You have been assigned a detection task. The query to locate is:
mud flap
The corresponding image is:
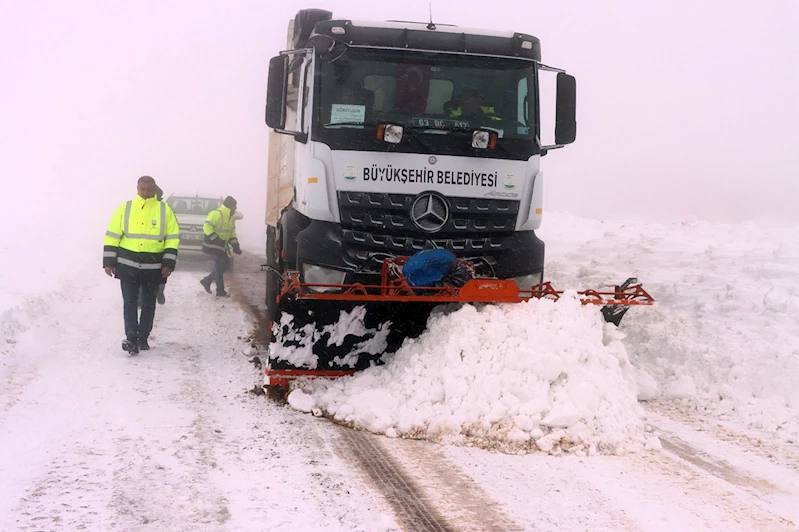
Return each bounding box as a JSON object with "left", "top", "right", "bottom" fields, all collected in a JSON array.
[{"left": 268, "top": 295, "right": 439, "bottom": 373}]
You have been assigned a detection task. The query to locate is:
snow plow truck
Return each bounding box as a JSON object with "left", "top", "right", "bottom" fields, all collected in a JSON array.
[{"left": 263, "top": 9, "right": 653, "bottom": 393}]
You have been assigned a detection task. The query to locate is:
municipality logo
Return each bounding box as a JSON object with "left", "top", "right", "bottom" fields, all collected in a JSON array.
[{"left": 504, "top": 173, "right": 516, "bottom": 190}]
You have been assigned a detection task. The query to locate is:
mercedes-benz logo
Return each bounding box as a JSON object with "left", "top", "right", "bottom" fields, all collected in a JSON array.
[
  {"left": 428, "top": 156, "right": 437, "bottom": 165},
  {"left": 411, "top": 193, "right": 449, "bottom": 233}
]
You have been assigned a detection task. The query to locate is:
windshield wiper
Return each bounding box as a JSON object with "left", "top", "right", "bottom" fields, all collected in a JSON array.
[
  {"left": 409, "top": 125, "right": 517, "bottom": 155},
  {"left": 323, "top": 121, "right": 377, "bottom": 128},
  {"left": 404, "top": 126, "right": 459, "bottom": 135}
]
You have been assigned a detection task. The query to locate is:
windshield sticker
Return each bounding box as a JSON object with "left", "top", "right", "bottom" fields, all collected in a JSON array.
[
  {"left": 362, "top": 165, "right": 497, "bottom": 187},
  {"left": 330, "top": 104, "right": 365, "bottom": 125}
]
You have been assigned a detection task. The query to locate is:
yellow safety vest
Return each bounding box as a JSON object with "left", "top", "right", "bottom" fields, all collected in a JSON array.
[
  {"left": 103, "top": 195, "right": 180, "bottom": 277},
  {"left": 203, "top": 205, "right": 238, "bottom": 257},
  {"left": 450, "top": 106, "right": 502, "bottom": 121}
]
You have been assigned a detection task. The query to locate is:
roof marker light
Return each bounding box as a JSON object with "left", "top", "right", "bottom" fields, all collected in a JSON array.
[
  {"left": 331, "top": 26, "right": 346, "bottom": 35},
  {"left": 521, "top": 40, "right": 533, "bottom": 49}
]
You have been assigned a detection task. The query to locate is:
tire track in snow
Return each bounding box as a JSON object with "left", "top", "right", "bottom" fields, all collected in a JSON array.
[
  {"left": 645, "top": 406, "right": 799, "bottom": 527},
  {"left": 378, "top": 436, "right": 524, "bottom": 532},
  {"left": 631, "top": 448, "right": 797, "bottom": 530},
  {"left": 660, "top": 435, "right": 783, "bottom": 494},
  {"left": 648, "top": 401, "right": 799, "bottom": 472},
  {"left": 333, "top": 427, "right": 456, "bottom": 532}
]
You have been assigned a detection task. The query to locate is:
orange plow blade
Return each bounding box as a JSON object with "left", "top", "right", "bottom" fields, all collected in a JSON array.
[{"left": 265, "top": 257, "right": 654, "bottom": 389}]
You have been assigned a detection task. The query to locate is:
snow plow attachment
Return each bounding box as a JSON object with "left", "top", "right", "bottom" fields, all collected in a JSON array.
[{"left": 265, "top": 257, "right": 654, "bottom": 391}]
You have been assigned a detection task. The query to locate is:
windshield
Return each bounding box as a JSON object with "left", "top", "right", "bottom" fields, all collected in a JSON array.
[
  {"left": 313, "top": 48, "right": 538, "bottom": 160},
  {"left": 168, "top": 197, "right": 222, "bottom": 216}
]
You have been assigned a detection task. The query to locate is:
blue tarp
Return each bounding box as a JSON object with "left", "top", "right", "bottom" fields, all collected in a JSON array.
[{"left": 402, "top": 249, "right": 457, "bottom": 287}]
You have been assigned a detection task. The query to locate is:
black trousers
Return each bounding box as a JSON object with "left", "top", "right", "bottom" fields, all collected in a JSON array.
[{"left": 120, "top": 280, "right": 159, "bottom": 341}]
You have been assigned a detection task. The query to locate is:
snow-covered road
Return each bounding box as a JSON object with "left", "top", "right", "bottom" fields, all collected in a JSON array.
[
  {"left": 1, "top": 213, "right": 798, "bottom": 531},
  {"left": 0, "top": 271, "right": 399, "bottom": 531}
]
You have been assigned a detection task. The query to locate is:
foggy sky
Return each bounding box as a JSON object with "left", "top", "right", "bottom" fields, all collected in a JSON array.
[{"left": 2, "top": 0, "right": 797, "bottom": 250}]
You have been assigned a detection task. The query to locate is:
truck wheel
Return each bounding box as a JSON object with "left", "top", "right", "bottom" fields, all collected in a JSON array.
[{"left": 264, "top": 225, "right": 281, "bottom": 343}]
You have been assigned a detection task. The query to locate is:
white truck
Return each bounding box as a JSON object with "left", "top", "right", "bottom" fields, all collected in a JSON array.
[{"left": 262, "top": 9, "right": 580, "bottom": 386}]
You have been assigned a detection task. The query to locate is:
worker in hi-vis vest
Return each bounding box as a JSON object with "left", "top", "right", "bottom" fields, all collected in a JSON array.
[
  {"left": 103, "top": 175, "right": 179, "bottom": 355},
  {"left": 199, "top": 196, "right": 241, "bottom": 298},
  {"left": 449, "top": 88, "right": 502, "bottom": 122}
]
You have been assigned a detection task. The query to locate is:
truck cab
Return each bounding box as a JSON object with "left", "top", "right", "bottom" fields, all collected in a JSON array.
[{"left": 265, "top": 9, "right": 576, "bottom": 295}]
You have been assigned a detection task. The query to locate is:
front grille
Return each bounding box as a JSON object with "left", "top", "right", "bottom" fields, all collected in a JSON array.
[
  {"left": 338, "top": 191, "right": 519, "bottom": 273},
  {"left": 179, "top": 224, "right": 204, "bottom": 232}
]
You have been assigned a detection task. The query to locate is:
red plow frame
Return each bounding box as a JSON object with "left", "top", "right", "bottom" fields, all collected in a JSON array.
[
  {"left": 275, "top": 256, "right": 655, "bottom": 307},
  {"left": 265, "top": 257, "right": 655, "bottom": 390}
]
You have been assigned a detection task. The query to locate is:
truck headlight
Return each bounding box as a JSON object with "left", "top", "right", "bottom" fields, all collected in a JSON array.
[
  {"left": 382, "top": 124, "right": 404, "bottom": 144},
  {"left": 471, "top": 130, "right": 498, "bottom": 149},
  {"left": 508, "top": 272, "right": 544, "bottom": 290},
  {"left": 472, "top": 130, "right": 490, "bottom": 149},
  {"left": 302, "top": 264, "right": 347, "bottom": 292}
]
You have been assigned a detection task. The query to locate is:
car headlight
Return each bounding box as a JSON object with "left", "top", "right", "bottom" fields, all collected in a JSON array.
[
  {"left": 508, "top": 272, "right": 544, "bottom": 290},
  {"left": 302, "top": 264, "right": 347, "bottom": 292}
]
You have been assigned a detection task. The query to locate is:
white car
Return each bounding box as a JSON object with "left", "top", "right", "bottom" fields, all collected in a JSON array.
[{"left": 167, "top": 195, "right": 243, "bottom": 253}]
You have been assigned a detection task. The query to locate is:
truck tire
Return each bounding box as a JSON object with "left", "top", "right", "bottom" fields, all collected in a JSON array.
[
  {"left": 264, "top": 225, "right": 281, "bottom": 343},
  {"left": 280, "top": 209, "right": 310, "bottom": 271}
]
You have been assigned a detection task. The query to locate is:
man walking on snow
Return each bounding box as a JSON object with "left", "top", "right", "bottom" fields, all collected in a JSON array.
[
  {"left": 138, "top": 183, "right": 168, "bottom": 306},
  {"left": 104, "top": 176, "right": 180, "bottom": 354},
  {"left": 200, "top": 196, "right": 241, "bottom": 297}
]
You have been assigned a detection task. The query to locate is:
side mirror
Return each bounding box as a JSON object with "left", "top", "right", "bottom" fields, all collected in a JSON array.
[
  {"left": 266, "top": 55, "right": 288, "bottom": 129},
  {"left": 554, "top": 73, "right": 576, "bottom": 145}
]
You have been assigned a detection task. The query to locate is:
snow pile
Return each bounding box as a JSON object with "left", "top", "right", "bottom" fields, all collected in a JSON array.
[
  {"left": 289, "top": 295, "right": 652, "bottom": 455},
  {"left": 540, "top": 213, "right": 799, "bottom": 443}
]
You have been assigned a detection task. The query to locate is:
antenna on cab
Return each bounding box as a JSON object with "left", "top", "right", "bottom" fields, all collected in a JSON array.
[{"left": 427, "top": 3, "right": 436, "bottom": 30}]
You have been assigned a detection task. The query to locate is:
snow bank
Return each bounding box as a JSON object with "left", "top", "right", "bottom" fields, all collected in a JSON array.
[
  {"left": 541, "top": 213, "right": 799, "bottom": 444},
  {"left": 288, "top": 295, "right": 652, "bottom": 455}
]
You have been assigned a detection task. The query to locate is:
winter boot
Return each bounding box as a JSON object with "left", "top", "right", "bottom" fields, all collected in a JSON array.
[
  {"left": 138, "top": 337, "right": 150, "bottom": 351},
  {"left": 216, "top": 291, "right": 230, "bottom": 298},
  {"left": 122, "top": 338, "right": 140, "bottom": 355},
  {"left": 200, "top": 279, "right": 212, "bottom": 294}
]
